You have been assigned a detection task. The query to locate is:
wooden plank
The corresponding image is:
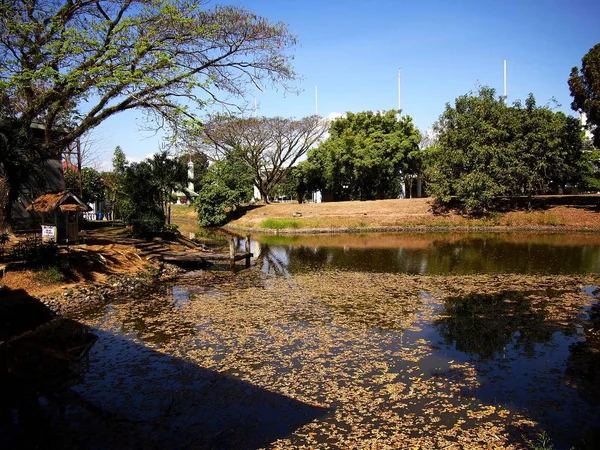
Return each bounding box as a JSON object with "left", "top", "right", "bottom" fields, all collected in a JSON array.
[{"left": 161, "top": 251, "right": 253, "bottom": 263}]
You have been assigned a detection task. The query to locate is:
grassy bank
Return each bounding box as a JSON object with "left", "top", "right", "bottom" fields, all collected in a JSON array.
[{"left": 224, "top": 197, "right": 600, "bottom": 233}]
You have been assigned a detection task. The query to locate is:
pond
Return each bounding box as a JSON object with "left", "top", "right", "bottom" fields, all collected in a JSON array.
[
  {"left": 9, "top": 232, "right": 600, "bottom": 449},
  {"left": 253, "top": 232, "right": 600, "bottom": 275}
]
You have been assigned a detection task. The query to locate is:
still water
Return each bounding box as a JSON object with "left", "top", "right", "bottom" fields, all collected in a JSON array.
[
  {"left": 8, "top": 232, "right": 600, "bottom": 449},
  {"left": 252, "top": 232, "right": 600, "bottom": 275}
]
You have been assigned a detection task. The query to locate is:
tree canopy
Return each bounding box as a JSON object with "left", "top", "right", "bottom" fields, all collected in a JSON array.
[
  {"left": 195, "top": 153, "right": 254, "bottom": 227},
  {"left": 64, "top": 166, "right": 105, "bottom": 203},
  {"left": 201, "top": 115, "right": 327, "bottom": 202},
  {"left": 299, "top": 110, "right": 421, "bottom": 201},
  {"left": 426, "top": 87, "right": 583, "bottom": 212},
  {"left": 569, "top": 43, "right": 600, "bottom": 147},
  {"left": 0, "top": 0, "right": 297, "bottom": 222}
]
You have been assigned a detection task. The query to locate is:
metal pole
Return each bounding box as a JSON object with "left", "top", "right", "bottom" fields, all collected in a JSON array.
[
  {"left": 315, "top": 85, "right": 318, "bottom": 115},
  {"left": 398, "top": 68, "right": 401, "bottom": 111},
  {"left": 503, "top": 60, "right": 507, "bottom": 101}
]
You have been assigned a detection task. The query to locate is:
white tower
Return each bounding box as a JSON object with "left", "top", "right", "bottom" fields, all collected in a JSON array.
[{"left": 187, "top": 160, "right": 194, "bottom": 192}]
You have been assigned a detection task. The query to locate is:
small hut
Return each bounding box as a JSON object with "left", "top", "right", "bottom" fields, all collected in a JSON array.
[{"left": 26, "top": 191, "right": 90, "bottom": 242}]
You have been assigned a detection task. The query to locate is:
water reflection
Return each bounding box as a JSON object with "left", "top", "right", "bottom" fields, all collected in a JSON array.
[
  {"left": 434, "top": 291, "right": 559, "bottom": 360},
  {"left": 254, "top": 232, "right": 600, "bottom": 274}
]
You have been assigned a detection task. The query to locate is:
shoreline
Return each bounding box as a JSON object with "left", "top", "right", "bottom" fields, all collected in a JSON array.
[{"left": 225, "top": 224, "right": 600, "bottom": 235}]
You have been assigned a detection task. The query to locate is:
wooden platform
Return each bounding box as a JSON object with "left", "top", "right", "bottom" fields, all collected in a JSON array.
[{"left": 161, "top": 250, "right": 253, "bottom": 270}]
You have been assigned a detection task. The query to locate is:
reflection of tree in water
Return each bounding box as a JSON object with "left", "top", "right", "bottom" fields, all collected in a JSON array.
[
  {"left": 259, "top": 243, "right": 290, "bottom": 276},
  {"left": 435, "top": 291, "right": 558, "bottom": 360},
  {"left": 259, "top": 235, "right": 600, "bottom": 275},
  {"left": 566, "top": 298, "right": 600, "bottom": 403}
]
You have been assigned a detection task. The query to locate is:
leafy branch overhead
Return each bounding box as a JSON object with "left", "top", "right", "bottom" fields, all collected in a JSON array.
[
  {"left": 569, "top": 43, "right": 600, "bottom": 147},
  {"left": 0, "top": 0, "right": 297, "bottom": 151}
]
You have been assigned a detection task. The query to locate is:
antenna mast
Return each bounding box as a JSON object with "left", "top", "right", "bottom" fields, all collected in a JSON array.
[
  {"left": 503, "top": 60, "right": 507, "bottom": 101},
  {"left": 397, "top": 68, "right": 402, "bottom": 111}
]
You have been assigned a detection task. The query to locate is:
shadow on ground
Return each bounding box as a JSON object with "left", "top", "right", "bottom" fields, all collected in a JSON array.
[{"left": 0, "top": 289, "right": 328, "bottom": 450}]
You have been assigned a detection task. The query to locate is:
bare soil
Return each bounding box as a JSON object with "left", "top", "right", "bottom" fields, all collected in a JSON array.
[
  {"left": 0, "top": 227, "right": 189, "bottom": 298},
  {"left": 226, "top": 197, "right": 600, "bottom": 232}
]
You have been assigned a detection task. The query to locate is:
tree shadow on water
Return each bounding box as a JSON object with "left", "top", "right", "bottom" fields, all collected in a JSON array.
[
  {"left": 1, "top": 290, "right": 328, "bottom": 450},
  {"left": 433, "top": 289, "right": 600, "bottom": 449}
]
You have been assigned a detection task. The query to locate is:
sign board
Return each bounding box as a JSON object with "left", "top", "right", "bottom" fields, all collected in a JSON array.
[{"left": 42, "top": 225, "right": 57, "bottom": 242}]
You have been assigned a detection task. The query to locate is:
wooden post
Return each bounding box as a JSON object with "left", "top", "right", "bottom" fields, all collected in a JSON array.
[
  {"left": 76, "top": 138, "right": 83, "bottom": 199},
  {"left": 229, "top": 238, "right": 235, "bottom": 271},
  {"left": 245, "top": 235, "right": 251, "bottom": 268}
]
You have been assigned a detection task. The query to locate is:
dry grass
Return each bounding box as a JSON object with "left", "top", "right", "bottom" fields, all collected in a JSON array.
[{"left": 227, "top": 198, "right": 600, "bottom": 231}]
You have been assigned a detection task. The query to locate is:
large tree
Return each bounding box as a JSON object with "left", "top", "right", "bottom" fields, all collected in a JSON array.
[
  {"left": 426, "top": 87, "right": 583, "bottom": 212},
  {"left": 148, "top": 150, "right": 188, "bottom": 222},
  {"left": 195, "top": 153, "right": 254, "bottom": 227},
  {"left": 0, "top": 0, "right": 296, "bottom": 223},
  {"left": 201, "top": 115, "right": 327, "bottom": 202},
  {"left": 300, "top": 110, "right": 421, "bottom": 201},
  {"left": 569, "top": 43, "right": 600, "bottom": 147},
  {"left": 64, "top": 166, "right": 105, "bottom": 203}
]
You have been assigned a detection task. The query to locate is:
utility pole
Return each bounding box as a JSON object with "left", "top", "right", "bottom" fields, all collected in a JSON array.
[
  {"left": 503, "top": 60, "right": 507, "bottom": 102},
  {"left": 76, "top": 138, "right": 83, "bottom": 198},
  {"left": 398, "top": 68, "right": 402, "bottom": 111},
  {"left": 315, "top": 85, "right": 318, "bottom": 116}
]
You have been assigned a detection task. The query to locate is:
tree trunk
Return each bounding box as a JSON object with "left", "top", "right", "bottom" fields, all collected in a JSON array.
[{"left": 259, "top": 185, "right": 270, "bottom": 204}]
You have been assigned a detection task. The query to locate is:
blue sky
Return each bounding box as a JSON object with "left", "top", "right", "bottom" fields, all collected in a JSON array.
[{"left": 93, "top": 0, "right": 600, "bottom": 167}]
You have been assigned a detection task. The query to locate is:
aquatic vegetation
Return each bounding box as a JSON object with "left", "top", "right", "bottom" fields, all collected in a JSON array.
[{"left": 68, "top": 269, "right": 600, "bottom": 449}]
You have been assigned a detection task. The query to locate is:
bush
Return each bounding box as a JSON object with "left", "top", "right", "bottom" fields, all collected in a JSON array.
[
  {"left": 195, "top": 157, "right": 253, "bottom": 227},
  {"left": 10, "top": 236, "right": 59, "bottom": 265},
  {"left": 37, "top": 266, "right": 64, "bottom": 284},
  {"left": 131, "top": 213, "right": 164, "bottom": 238}
]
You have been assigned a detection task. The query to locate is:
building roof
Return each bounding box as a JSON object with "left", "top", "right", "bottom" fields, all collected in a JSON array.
[{"left": 26, "top": 191, "right": 90, "bottom": 214}]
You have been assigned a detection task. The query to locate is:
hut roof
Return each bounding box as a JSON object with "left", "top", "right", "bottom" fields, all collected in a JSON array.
[{"left": 26, "top": 191, "right": 90, "bottom": 213}]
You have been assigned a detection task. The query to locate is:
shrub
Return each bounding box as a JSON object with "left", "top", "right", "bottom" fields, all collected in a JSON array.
[
  {"left": 131, "top": 213, "right": 164, "bottom": 238},
  {"left": 10, "top": 236, "right": 59, "bottom": 265},
  {"left": 260, "top": 218, "right": 302, "bottom": 229},
  {"left": 37, "top": 266, "right": 64, "bottom": 284}
]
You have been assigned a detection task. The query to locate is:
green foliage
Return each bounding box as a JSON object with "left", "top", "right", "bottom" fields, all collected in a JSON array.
[
  {"left": 426, "top": 87, "right": 583, "bottom": 212},
  {"left": 301, "top": 110, "right": 421, "bottom": 200},
  {"left": 10, "top": 236, "right": 59, "bottom": 265},
  {"left": 271, "top": 167, "right": 303, "bottom": 201},
  {"left": 579, "top": 148, "right": 600, "bottom": 192},
  {"left": 64, "top": 167, "right": 105, "bottom": 203},
  {"left": 195, "top": 156, "right": 254, "bottom": 227},
  {"left": 130, "top": 213, "right": 165, "bottom": 239},
  {"left": 119, "top": 160, "right": 165, "bottom": 236},
  {"left": 102, "top": 146, "right": 128, "bottom": 219},
  {"left": 37, "top": 266, "right": 64, "bottom": 284},
  {"left": 260, "top": 218, "right": 302, "bottom": 229},
  {"left": 108, "top": 148, "right": 188, "bottom": 234},
  {"left": 525, "top": 431, "right": 555, "bottom": 450},
  {"left": 148, "top": 151, "right": 188, "bottom": 220},
  {"left": 569, "top": 43, "right": 600, "bottom": 147}
]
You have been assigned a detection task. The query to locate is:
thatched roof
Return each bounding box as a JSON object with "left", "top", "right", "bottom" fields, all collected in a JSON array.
[
  {"left": 59, "top": 204, "right": 88, "bottom": 212},
  {"left": 26, "top": 191, "right": 90, "bottom": 214}
]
